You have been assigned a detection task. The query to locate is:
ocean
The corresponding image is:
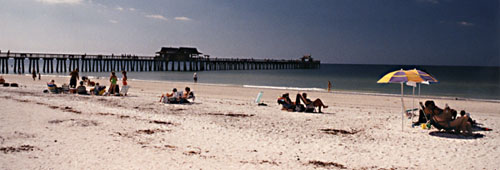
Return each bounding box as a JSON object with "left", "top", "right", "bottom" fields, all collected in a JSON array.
[{"left": 4, "top": 61, "right": 500, "bottom": 100}]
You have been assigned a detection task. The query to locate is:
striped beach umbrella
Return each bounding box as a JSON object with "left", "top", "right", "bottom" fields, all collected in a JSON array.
[
  {"left": 407, "top": 69, "right": 438, "bottom": 83},
  {"left": 377, "top": 69, "right": 425, "bottom": 131},
  {"left": 377, "top": 69, "right": 424, "bottom": 84},
  {"left": 405, "top": 69, "right": 438, "bottom": 97}
]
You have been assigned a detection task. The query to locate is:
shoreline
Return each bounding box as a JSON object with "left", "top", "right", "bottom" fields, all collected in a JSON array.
[{"left": 13, "top": 73, "right": 500, "bottom": 103}]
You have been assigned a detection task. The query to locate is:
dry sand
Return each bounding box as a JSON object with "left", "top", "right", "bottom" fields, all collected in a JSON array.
[{"left": 0, "top": 74, "right": 499, "bottom": 169}]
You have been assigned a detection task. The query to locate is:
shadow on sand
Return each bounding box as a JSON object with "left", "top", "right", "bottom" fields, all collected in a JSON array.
[{"left": 429, "top": 131, "right": 485, "bottom": 139}]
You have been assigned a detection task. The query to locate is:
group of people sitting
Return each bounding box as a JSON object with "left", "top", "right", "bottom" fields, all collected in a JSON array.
[
  {"left": 415, "top": 100, "right": 476, "bottom": 136},
  {"left": 277, "top": 93, "right": 328, "bottom": 113},
  {"left": 46, "top": 71, "right": 129, "bottom": 96},
  {"left": 159, "top": 87, "right": 195, "bottom": 104},
  {"left": 47, "top": 79, "right": 98, "bottom": 95}
]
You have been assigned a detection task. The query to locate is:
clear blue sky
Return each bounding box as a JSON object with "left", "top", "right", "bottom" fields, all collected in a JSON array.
[{"left": 0, "top": 0, "right": 498, "bottom": 66}]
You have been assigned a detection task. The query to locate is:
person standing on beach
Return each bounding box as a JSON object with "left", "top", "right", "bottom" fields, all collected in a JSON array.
[
  {"left": 121, "top": 71, "right": 129, "bottom": 96},
  {"left": 69, "top": 68, "right": 79, "bottom": 88},
  {"left": 32, "top": 68, "right": 36, "bottom": 81},
  {"left": 328, "top": 81, "right": 332, "bottom": 92},
  {"left": 38, "top": 72, "right": 41, "bottom": 80},
  {"left": 193, "top": 72, "right": 198, "bottom": 83},
  {"left": 109, "top": 71, "right": 118, "bottom": 95}
]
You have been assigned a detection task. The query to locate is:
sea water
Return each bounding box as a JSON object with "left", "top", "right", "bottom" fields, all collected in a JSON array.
[{"left": 4, "top": 60, "right": 500, "bottom": 100}]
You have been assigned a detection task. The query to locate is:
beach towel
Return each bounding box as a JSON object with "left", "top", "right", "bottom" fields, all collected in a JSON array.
[{"left": 255, "top": 91, "right": 263, "bottom": 104}]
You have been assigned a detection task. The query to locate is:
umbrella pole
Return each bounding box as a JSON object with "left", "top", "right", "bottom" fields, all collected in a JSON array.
[
  {"left": 412, "top": 86, "right": 415, "bottom": 119},
  {"left": 418, "top": 83, "right": 421, "bottom": 99},
  {"left": 401, "top": 82, "right": 404, "bottom": 131}
]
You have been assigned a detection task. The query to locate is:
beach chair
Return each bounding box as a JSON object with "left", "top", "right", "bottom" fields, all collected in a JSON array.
[{"left": 47, "top": 83, "right": 58, "bottom": 93}]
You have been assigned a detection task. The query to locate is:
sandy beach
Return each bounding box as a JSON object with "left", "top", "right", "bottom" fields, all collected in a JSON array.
[{"left": 1, "top": 74, "right": 499, "bottom": 169}]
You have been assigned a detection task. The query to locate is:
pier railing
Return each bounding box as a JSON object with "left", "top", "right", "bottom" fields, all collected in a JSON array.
[{"left": 0, "top": 51, "right": 320, "bottom": 74}]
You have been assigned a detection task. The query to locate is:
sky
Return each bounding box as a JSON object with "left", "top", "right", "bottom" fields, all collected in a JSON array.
[{"left": 0, "top": 0, "right": 498, "bottom": 66}]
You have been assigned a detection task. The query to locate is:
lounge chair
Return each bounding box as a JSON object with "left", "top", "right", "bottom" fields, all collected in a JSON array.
[{"left": 47, "top": 83, "right": 59, "bottom": 93}]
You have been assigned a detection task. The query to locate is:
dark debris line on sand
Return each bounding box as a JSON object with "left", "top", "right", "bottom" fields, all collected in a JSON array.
[
  {"left": 0, "top": 145, "right": 37, "bottom": 154},
  {"left": 207, "top": 112, "right": 255, "bottom": 117},
  {"left": 307, "top": 160, "right": 347, "bottom": 169},
  {"left": 136, "top": 129, "right": 170, "bottom": 135},
  {"left": 320, "top": 128, "right": 360, "bottom": 135}
]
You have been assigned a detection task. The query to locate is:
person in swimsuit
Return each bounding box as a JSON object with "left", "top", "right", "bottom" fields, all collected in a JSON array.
[
  {"left": 69, "top": 69, "right": 79, "bottom": 88},
  {"left": 121, "top": 71, "right": 129, "bottom": 96},
  {"left": 299, "top": 93, "right": 328, "bottom": 113},
  {"left": 109, "top": 72, "right": 117, "bottom": 95}
]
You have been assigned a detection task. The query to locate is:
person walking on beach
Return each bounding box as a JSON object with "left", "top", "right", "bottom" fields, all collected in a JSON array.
[
  {"left": 69, "top": 68, "right": 79, "bottom": 88},
  {"left": 32, "top": 68, "right": 37, "bottom": 81},
  {"left": 38, "top": 72, "right": 41, "bottom": 80},
  {"left": 193, "top": 72, "right": 198, "bottom": 83},
  {"left": 328, "top": 81, "right": 332, "bottom": 92},
  {"left": 109, "top": 71, "right": 118, "bottom": 95}
]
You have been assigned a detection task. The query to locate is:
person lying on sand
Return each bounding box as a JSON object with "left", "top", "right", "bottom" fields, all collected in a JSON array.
[
  {"left": 298, "top": 93, "right": 328, "bottom": 113},
  {"left": 414, "top": 102, "right": 459, "bottom": 127},
  {"left": 0, "top": 76, "right": 5, "bottom": 84},
  {"left": 421, "top": 101, "right": 472, "bottom": 136},
  {"left": 459, "top": 110, "right": 477, "bottom": 127}
]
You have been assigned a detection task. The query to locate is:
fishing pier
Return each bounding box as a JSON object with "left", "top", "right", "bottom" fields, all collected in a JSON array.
[{"left": 0, "top": 47, "right": 320, "bottom": 74}]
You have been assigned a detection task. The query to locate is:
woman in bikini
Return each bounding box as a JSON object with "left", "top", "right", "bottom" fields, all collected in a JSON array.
[
  {"left": 109, "top": 72, "right": 118, "bottom": 95},
  {"left": 299, "top": 93, "right": 328, "bottom": 113},
  {"left": 421, "top": 101, "right": 472, "bottom": 136}
]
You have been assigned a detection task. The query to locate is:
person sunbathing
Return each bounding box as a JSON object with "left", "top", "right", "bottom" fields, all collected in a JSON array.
[
  {"left": 181, "top": 87, "right": 195, "bottom": 103},
  {"left": 421, "top": 101, "right": 472, "bottom": 136},
  {"left": 277, "top": 93, "right": 303, "bottom": 112},
  {"left": 160, "top": 88, "right": 181, "bottom": 103},
  {"left": 298, "top": 93, "right": 328, "bottom": 113},
  {"left": 459, "top": 110, "right": 477, "bottom": 127}
]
